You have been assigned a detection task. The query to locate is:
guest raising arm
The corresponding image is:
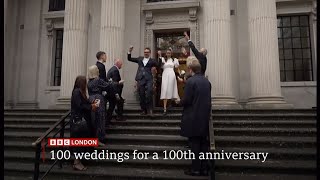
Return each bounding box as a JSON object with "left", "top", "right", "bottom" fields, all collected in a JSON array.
[{"left": 184, "top": 32, "right": 208, "bottom": 75}]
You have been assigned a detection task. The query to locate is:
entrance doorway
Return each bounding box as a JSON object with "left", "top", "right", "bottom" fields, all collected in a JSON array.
[{"left": 153, "top": 29, "right": 191, "bottom": 107}]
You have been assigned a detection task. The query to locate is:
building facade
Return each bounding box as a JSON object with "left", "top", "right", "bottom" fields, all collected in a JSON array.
[{"left": 4, "top": 0, "right": 317, "bottom": 109}]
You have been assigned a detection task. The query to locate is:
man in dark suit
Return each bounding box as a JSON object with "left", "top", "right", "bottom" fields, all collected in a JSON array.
[
  {"left": 177, "top": 59, "right": 211, "bottom": 176},
  {"left": 95, "top": 51, "right": 119, "bottom": 126},
  {"left": 96, "top": 51, "right": 107, "bottom": 82},
  {"left": 184, "top": 32, "right": 207, "bottom": 75},
  {"left": 127, "top": 46, "right": 159, "bottom": 116},
  {"left": 106, "top": 59, "right": 125, "bottom": 121}
]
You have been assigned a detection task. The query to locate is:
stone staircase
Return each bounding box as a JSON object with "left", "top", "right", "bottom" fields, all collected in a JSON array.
[{"left": 3, "top": 108, "right": 317, "bottom": 180}]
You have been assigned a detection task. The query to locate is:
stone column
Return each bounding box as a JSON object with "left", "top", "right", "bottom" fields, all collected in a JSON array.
[
  {"left": 57, "top": 0, "right": 89, "bottom": 106},
  {"left": 246, "top": 0, "right": 292, "bottom": 108},
  {"left": 311, "top": 0, "right": 317, "bottom": 79},
  {"left": 4, "top": 0, "right": 7, "bottom": 31},
  {"left": 203, "top": 0, "right": 240, "bottom": 109},
  {"left": 100, "top": 0, "right": 125, "bottom": 71}
]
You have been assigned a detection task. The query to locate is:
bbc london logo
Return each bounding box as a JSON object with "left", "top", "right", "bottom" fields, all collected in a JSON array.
[{"left": 48, "top": 138, "right": 99, "bottom": 147}]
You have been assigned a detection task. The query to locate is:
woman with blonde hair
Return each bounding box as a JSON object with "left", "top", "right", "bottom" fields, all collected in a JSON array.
[
  {"left": 87, "top": 65, "right": 117, "bottom": 145},
  {"left": 158, "top": 48, "right": 180, "bottom": 115}
]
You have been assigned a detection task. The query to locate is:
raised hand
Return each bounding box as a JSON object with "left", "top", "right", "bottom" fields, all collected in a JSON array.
[
  {"left": 157, "top": 50, "right": 162, "bottom": 57},
  {"left": 129, "top": 46, "right": 134, "bottom": 53},
  {"left": 184, "top": 31, "right": 190, "bottom": 41}
]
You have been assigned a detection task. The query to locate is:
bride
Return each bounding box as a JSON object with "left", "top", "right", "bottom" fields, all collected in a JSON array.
[{"left": 158, "top": 48, "right": 180, "bottom": 115}]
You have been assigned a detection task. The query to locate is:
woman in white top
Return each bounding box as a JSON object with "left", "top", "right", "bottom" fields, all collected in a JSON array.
[{"left": 158, "top": 48, "right": 180, "bottom": 115}]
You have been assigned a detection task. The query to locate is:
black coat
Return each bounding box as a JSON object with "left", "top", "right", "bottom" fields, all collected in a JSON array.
[
  {"left": 96, "top": 61, "right": 107, "bottom": 82},
  {"left": 188, "top": 41, "right": 207, "bottom": 75},
  {"left": 71, "top": 88, "right": 93, "bottom": 119},
  {"left": 127, "top": 53, "right": 159, "bottom": 83},
  {"left": 180, "top": 74, "right": 211, "bottom": 138},
  {"left": 70, "top": 88, "right": 95, "bottom": 150},
  {"left": 107, "top": 66, "right": 123, "bottom": 94}
]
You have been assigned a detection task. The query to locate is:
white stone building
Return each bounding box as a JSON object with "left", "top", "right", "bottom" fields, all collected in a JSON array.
[{"left": 4, "top": 0, "right": 317, "bottom": 109}]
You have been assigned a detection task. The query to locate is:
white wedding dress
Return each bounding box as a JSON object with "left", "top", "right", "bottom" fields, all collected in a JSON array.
[{"left": 160, "top": 57, "right": 180, "bottom": 100}]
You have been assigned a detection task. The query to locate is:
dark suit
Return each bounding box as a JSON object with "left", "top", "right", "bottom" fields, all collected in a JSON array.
[
  {"left": 106, "top": 65, "right": 124, "bottom": 119},
  {"left": 180, "top": 73, "right": 211, "bottom": 173},
  {"left": 96, "top": 61, "right": 107, "bottom": 82},
  {"left": 127, "top": 53, "right": 159, "bottom": 112},
  {"left": 188, "top": 40, "right": 207, "bottom": 75}
]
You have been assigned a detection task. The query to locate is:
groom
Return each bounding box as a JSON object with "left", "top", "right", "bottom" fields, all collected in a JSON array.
[{"left": 127, "top": 46, "right": 159, "bottom": 116}]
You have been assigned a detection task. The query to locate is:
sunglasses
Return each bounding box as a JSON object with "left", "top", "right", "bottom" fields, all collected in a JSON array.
[{"left": 144, "top": 51, "right": 150, "bottom": 53}]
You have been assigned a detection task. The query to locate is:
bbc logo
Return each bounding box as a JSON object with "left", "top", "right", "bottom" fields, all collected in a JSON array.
[{"left": 49, "top": 138, "right": 70, "bottom": 146}]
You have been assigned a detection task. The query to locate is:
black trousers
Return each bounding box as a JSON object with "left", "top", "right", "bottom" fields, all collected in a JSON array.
[
  {"left": 190, "top": 136, "right": 209, "bottom": 172},
  {"left": 137, "top": 79, "right": 153, "bottom": 112},
  {"left": 107, "top": 89, "right": 124, "bottom": 120}
]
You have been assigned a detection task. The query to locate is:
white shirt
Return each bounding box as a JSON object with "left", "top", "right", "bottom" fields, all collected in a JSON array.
[
  {"left": 127, "top": 52, "right": 149, "bottom": 66},
  {"left": 142, "top": 57, "right": 150, "bottom": 66}
]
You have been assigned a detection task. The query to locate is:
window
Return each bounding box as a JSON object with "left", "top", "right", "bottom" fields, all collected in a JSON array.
[
  {"left": 147, "top": 0, "right": 175, "bottom": 2},
  {"left": 52, "top": 29, "right": 63, "bottom": 86},
  {"left": 277, "top": 15, "right": 313, "bottom": 82},
  {"left": 49, "top": 0, "right": 65, "bottom": 11}
]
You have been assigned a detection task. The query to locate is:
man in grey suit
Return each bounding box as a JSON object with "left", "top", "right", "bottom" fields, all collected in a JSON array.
[{"left": 127, "top": 46, "right": 159, "bottom": 116}]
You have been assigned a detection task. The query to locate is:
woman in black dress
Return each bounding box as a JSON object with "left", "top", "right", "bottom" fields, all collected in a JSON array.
[
  {"left": 87, "top": 65, "right": 118, "bottom": 145},
  {"left": 70, "top": 75, "right": 98, "bottom": 171}
]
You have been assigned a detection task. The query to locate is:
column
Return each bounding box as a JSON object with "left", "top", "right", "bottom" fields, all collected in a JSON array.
[
  {"left": 203, "top": 0, "right": 241, "bottom": 109},
  {"left": 246, "top": 0, "right": 292, "bottom": 108},
  {"left": 57, "top": 0, "right": 89, "bottom": 106},
  {"left": 100, "top": 0, "right": 125, "bottom": 70},
  {"left": 311, "top": 0, "right": 317, "bottom": 79},
  {"left": 4, "top": 0, "right": 7, "bottom": 31}
]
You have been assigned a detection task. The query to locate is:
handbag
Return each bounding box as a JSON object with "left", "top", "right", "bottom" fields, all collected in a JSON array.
[{"left": 71, "top": 113, "right": 88, "bottom": 134}]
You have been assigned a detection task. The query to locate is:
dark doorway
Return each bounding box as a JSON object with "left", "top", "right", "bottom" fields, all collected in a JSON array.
[{"left": 153, "top": 29, "right": 191, "bottom": 107}]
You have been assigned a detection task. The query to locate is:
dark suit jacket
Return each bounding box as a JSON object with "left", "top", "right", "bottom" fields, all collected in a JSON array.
[
  {"left": 96, "top": 61, "right": 107, "bottom": 82},
  {"left": 107, "top": 66, "right": 123, "bottom": 95},
  {"left": 180, "top": 73, "right": 211, "bottom": 138},
  {"left": 127, "top": 53, "right": 159, "bottom": 82},
  {"left": 188, "top": 41, "right": 207, "bottom": 75}
]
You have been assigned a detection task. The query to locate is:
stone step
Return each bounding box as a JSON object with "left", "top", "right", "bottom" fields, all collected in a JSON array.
[
  {"left": 4, "top": 112, "right": 316, "bottom": 120},
  {"left": 118, "top": 113, "right": 316, "bottom": 120},
  {"left": 4, "top": 156, "right": 316, "bottom": 176},
  {"left": 4, "top": 162, "right": 207, "bottom": 180},
  {"left": 111, "top": 119, "right": 316, "bottom": 128},
  {"left": 4, "top": 131, "right": 317, "bottom": 148},
  {"left": 3, "top": 172, "right": 317, "bottom": 180},
  {"left": 4, "top": 124, "right": 316, "bottom": 137},
  {"left": 4, "top": 109, "right": 68, "bottom": 114},
  {"left": 104, "top": 134, "right": 317, "bottom": 148},
  {"left": 106, "top": 126, "right": 316, "bottom": 137},
  {"left": 3, "top": 119, "right": 317, "bottom": 131},
  {"left": 4, "top": 108, "right": 316, "bottom": 114}
]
